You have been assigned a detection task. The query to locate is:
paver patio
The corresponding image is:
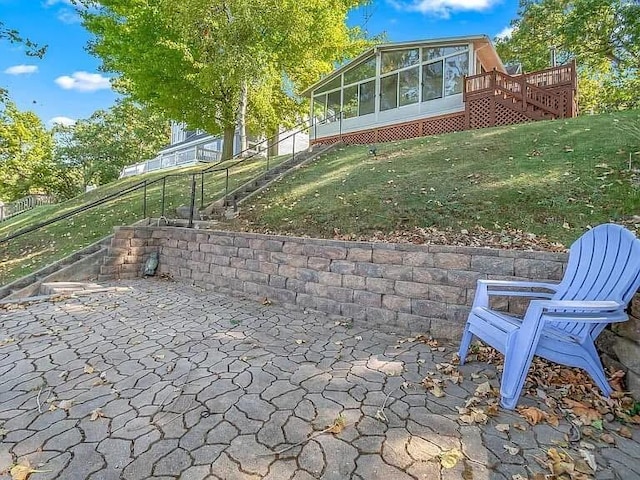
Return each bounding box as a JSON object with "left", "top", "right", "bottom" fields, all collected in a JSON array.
[{"left": 0, "top": 279, "right": 638, "bottom": 479}]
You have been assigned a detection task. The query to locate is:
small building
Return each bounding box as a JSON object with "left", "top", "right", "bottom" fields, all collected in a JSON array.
[{"left": 303, "top": 35, "right": 577, "bottom": 145}]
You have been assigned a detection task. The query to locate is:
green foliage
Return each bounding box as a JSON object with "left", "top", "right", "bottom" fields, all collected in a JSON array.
[
  {"left": 81, "top": 0, "right": 373, "bottom": 158},
  {"left": 53, "top": 99, "right": 170, "bottom": 197},
  {"left": 496, "top": 0, "right": 640, "bottom": 112},
  {"left": 0, "top": 21, "right": 47, "bottom": 58},
  {"left": 0, "top": 101, "right": 55, "bottom": 202}
]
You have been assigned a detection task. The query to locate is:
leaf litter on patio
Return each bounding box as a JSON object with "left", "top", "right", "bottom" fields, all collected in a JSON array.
[{"left": 411, "top": 337, "right": 639, "bottom": 479}]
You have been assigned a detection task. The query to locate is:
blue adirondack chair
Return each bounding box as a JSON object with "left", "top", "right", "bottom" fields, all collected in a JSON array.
[{"left": 459, "top": 223, "right": 640, "bottom": 409}]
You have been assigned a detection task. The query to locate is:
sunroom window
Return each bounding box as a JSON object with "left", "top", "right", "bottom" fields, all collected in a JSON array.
[
  {"left": 342, "top": 57, "right": 376, "bottom": 118},
  {"left": 421, "top": 45, "right": 469, "bottom": 102}
]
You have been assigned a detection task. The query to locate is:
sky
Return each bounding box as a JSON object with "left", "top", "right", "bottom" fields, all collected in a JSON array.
[{"left": 0, "top": 0, "right": 519, "bottom": 129}]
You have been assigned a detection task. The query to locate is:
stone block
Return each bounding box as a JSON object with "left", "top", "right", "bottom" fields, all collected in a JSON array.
[
  {"left": 428, "top": 285, "right": 466, "bottom": 304},
  {"left": 209, "top": 254, "right": 230, "bottom": 266},
  {"left": 343, "top": 275, "right": 366, "bottom": 290},
  {"left": 308, "top": 257, "right": 331, "bottom": 271},
  {"left": 238, "top": 248, "right": 253, "bottom": 259},
  {"left": 282, "top": 242, "right": 304, "bottom": 254},
  {"left": 381, "top": 265, "right": 412, "bottom": 281},
  {"left": 612, "top": 336, "right": 640, "bottom": 373},
  {"left": 397, "top": 313, "right": 431, "bottom": 334},
  {"left": 429, "top": 319, "right": 465, "bottom": 340},
  {"left": 189, "top": 261, "right": 210, "bottom": 273},
  {"left": 258, "top": 262, "right": 279, "bottom": 275},
  {"left": 285, "top": 278, "right": 306, "bottom": 292},
  {"left": 302, "top": 244, "right": 347, "bottom": 260},
  {"left": 341, "top": 303, "right": 366, "bottom": 321},
  {"left": 254, "top": 251, "right": 271, "bottom": 262},
  {"left": 265, "top": 286, "right": 297, "bottom": 305},
  {"left": 612, "top": 315, "right": 640, "bottom": 344},
  {"left": 296, "top": 293, "right": 317, "bottom": 309},
  {"left": 177, "top": 240, "right": 188, "bottom": 250},
  {"left": 111, "top": 238, "right": 130, "bottom": 249},
  {"left": 236, "top": 269, "right": 269, "bottom": 285},
  {"left": 315, "top": 297, "right": 342, "bottom": 315},
  {"left": 433, "top": 252, "right": 470, "bottom": 269},
  {"left": 471, "top": 256, "right": 514, "bottom": 276},
  {"left": 372, "top": 249, "right": 405, "bottom": 264},
  {"left": 120, "top": 263, "right": 140, "bottom": 273},
  {"left": 130, "top": 238, "right": 147, "bottom": 247},
  {"left": 365, "top": 277, "right": 395, "bottom": 294},
  {"left": 210, "top": 245, "right": 238, "bottom": 257},
  {"left": 123, "top": 255, "right": 142, "bottom": 265},
  {"left": 382, "top": 295, "right": 412, "bottom": 313},
  {"left": 317, "top": 271, "right": 342, "bottom": 286},
  {"left": 447, "top": 270, "right": 486, "bottom": 289},
  {"left": 179, "top": 267, "right": 191, "bottom": 278},
  {"left": 269, "top": 275, "right": 287, "bottom": 289},
  {"left": 411, "top": 299, "right": 447, "bottom": 319},
  {"left": 327, "top": 286, "right": 354, "bottom": 303},
  {"left": 210, "top": 265, "right": 236, "bottom": 278},
  {"left": 366, "top": 308, "right": 397, "bottom": 324},
  {"left": 330, "top": 260, "right": 356, "bottom": 275},
  {"left": 514, "top": 258, "right": 563, "bottom": 281},
  {"left": 355, "top": 262, "right": 383, "bottom": 278},
  {"left": 190, "top": 251, "right": 207, "bottom": 263},
  {"left": 278, "top": 265, "right": 298, "bottom": 279},
  {"left": 297, "top": 268, "right": 319, "bottom": 283},
  {"left": 394, "top": 281, "right": 429, "bottom": 299},
  {"left": 446, "top": 304, "right": 470, "bottom": 323},
  {"left": 413, "top": 267, "right": 448, "bottom": 285},
  {"left": 229, "top": 257, "right": 245, "bottom": 269},
  {"left": 114, "top": 228, "right": 135, "bottom": 238},
  {"left": 271, "top": 252, "right": 307, "bottom": 267},
  {"left": 403, "top": 252, "right": 434, "bottom": 267},
  {"left": 347, "top": 248, "right": 372, "bottom": 262},
  {"left": 353, "top": 290, "right": 382, "bottom": 308},
  {"left": 234, "top": 236, "right": 250, "bottom": 248},
  {"left": 208, "top": 234, "right": 234, "bottom": 246},
  {"left": 305, "top": 282, "right": 328, "bottom": 297}
]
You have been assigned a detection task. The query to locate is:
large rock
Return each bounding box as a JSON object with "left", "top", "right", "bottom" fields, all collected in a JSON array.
[{"left": 176, "top": 205, "right": 200, "bottom": 219}]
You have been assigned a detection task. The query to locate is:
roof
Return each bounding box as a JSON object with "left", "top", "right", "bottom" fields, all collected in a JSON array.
[
  {"left": 300, "top": 34, "right": 505, "bottom": 97},
  {"left": 158, "top": 131, "right": 214, "bottom": 154}
]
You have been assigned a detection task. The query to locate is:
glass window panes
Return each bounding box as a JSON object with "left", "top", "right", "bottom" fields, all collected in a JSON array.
[
  {"left": 444, "top": 52, "right": 469, "bottom": 96},
  {"left": 313, "top": 95, "right": 326, "bottom": 120},
  {"left": 422, "top": 60, "right": 443, "bottom": 101},
  {"left": 315, "top": 76, "right": 341, "bottom": 94},
  {"left": 343, "top": 85, "right": 358, "bottom": 119},
  {"left": 423, "top": 45, "right": 467, "bottom": 61},
  {"left": 381, "top": 49, "right": 419, "bottom": 74},
  {"left": 380, "top": 74, "right": 398, "bottom": 111},
  {"left": 344, "top": 57, "right": 376, "bottom": 86},
  {"left": 327, "top": 90, "right": 341, "bottom": 120},
  {"left": 359, "top": 80, "right": 375, "bottom": 116},
  {"left": 399, "top": 67, "right": 419, "bottom": 107}
]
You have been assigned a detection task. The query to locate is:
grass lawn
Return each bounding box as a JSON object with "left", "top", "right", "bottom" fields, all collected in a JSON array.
[
  {"left": 0, "top": 154, "right": 287, "bottom": 285},
  {"left": 233, "top": 110, "right": 640, "bottom": 247}
]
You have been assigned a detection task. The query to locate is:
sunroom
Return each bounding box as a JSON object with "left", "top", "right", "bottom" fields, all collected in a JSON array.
[{"left": 303, "top": 35, "right": 505, "bottom": 143}]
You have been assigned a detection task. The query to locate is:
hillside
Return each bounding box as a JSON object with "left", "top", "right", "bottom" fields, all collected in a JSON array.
[
  {"left": 230, "top": 110, "right": 639, "bottom": 248},
  {"left": 0, "top": 154, "right": 288, "bottom": 285}
]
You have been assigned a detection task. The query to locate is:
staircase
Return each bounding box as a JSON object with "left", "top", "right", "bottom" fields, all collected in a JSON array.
[
  {"left": 204, "top": 143, "right": 336, "bottom": 217},
  {"left": 464, "top": 61, "right": 577, "bottom": 129}
]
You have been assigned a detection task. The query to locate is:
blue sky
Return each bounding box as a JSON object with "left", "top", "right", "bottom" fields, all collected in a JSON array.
[{"left": 0, "top": 0, "right": 518, "bottom": 128}]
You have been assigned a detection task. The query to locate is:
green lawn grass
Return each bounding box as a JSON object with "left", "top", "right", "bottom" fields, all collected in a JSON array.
[
  {"left": 0, "top": 154, "right": 287, "bottom": 285},
  {"left": 235, "top": 110, "right": 640, "bottom": 246}
]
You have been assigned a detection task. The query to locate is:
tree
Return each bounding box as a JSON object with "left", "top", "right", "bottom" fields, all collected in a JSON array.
[
  {"left": 81, "top": 0, "right": 372, "bottom": 160},
  {"left": 0, "top": 101, "right": 55, "bottom": 201},
  {"left": 54, "top": 99, "right": 169, "bottom": 193},
  {"left": 496, "top": 0, "right": 640, "bottom": 112}
]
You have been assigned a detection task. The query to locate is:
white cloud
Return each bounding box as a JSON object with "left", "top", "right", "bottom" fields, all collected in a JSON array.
[
  {"left": 55, "top": 71, "right": 111, "bottom": 92},
  {"left": 387, "top": 0, "right": 497, "bottom": 17},
  {"left": 44, "top": 0, "right": 74, "bottom": 6},
  {"left": 49, "top": 116, "right": 76, "bottom": 127},
  {"left": 57, "top": 9, "right": 81, "bottom": 23},
  {"left": 496, "top": 26, "right": 515, "bottom": 40},
  {"left": 4, "top": 64, "right": 39, "bottom": 75}
]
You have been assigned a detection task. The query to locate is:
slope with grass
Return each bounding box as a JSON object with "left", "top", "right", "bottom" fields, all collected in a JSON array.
[
  {"left": 0, "top": 155, "right": 288, "bottom": 285},
  {"left": 233, "top": 110, "right": 640, "bottom": 247}
]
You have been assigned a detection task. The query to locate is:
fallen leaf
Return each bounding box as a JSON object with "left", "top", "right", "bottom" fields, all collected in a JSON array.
[
  {"left": 327, "top": 414, "right": 346, "bottom": 434},
  {"left": 578, "top": 448, "right": 597, "bottom": 472},
  {"left": 430, "top": 385, "right": 445, "bottom": 398},
  {"left": 83, "top": 365, "right": 94, "bottom": 374},
  {"left": 503, "top": 444, "right": 520, "bottom": 456},
  {"left": 475, "top": 381, "right": 492, "bottom": 397},
  {"left": 518, "top": 406, "right": 546, "bottom": 425},
  {"left": 262, "top": 297, "right": 272, "bottom": 306},
  {"left": 495, "top": 423, "right": 510, "bottom": 433},
  {"left": 600, "top": 433, "right": 615, "bottom": 445},
  {"left": 58, "top": 400, "right": 73, "bottom": 411},
  {"left": 618, "top": 426, "right": 633, "bottom": 439},
  {"left": 48, "top": 404, "right": 57, "bottom": 412},
  {"left": 89, "top": 408, "right": 105, "bottom": 421},
  {"left": 440, "top": 447, "right": 463, "bottom": 469},
  {"left": 153, "top": 354, "right": 165, "bottom": 360},
  {"left": 10, "top": 463, "right": 51, "bottom": 480}
]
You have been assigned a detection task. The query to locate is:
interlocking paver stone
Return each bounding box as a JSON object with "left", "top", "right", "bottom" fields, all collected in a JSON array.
[{"left": 0, "top": 278, "right": 638, "bottom": 479}]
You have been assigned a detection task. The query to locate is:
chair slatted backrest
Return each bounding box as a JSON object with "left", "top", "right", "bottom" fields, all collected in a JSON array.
[{"left": 550, "top": 224, "right": 640, "bottom": 336}]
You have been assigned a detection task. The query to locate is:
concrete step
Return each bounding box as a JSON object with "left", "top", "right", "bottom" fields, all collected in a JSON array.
[{"left": 39, "top": 282, "right": 104, "bottom": 296}]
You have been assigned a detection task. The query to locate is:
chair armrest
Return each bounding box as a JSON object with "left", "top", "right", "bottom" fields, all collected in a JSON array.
[
  {"left": 531, "top": 300, "right": 628, "bottom": 323},
  {"left": 477, "top": 279, "right": 560, "bottom": 299}
]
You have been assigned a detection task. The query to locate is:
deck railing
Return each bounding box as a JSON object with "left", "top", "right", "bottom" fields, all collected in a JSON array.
[{"left": 0, "top": 194, "right": 56, "bottom": 222}]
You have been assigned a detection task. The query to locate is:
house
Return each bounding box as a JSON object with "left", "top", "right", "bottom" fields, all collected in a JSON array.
[
  {"left": 303, "top": 35, "right": 577, "bottom": 145},
  {"left": 120, "top": 122, "right": 309, "bottom": 178}
]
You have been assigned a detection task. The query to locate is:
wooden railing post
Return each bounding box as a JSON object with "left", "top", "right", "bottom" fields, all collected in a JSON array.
[
  {"left": 521, "top": 74, "right": 527, "bottom": 112},
  {"left": 490, "top": 69, "right": 496, "bottom": 127}
]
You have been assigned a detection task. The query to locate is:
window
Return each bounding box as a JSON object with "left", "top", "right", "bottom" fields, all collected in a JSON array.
[
  {"left": 312, "top": 94, "right": 326, "bottom": 120},
  {"left": 343, "top": 85, "right": 358, "bottom": 119},
  {"left": 444, "top": 53, "right": 468, "bottom": 96},
  {"left": 423, "top": 45, "right": 467, "bottom": 61},
  {"left": 381, "top": 48, "right": 419, "bottom": 74},
  {"left": 359, "top": 80, "right": 375, "bottom": 116},
  {"left": 315, "top": 76, "right": 341, "bottom": 94},
  {"left": 380, "top": 74, "right": 398, "bottom": 111},
  {"left": 399, "top": 67, "right": 419, "bottom": 107},
  {"left": 422, "top": 60, "right": 443, "bottom": 101},
  {"left": 344, "top": 57, "right": 376, "bottom": 86},
  {"left": 327, "top": 90, "right": 341, "bottom": 120}
]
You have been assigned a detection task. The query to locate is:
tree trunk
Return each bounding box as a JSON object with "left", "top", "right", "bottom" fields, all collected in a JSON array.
[
  {"left": 237, "top": 82, "right": 248, "bottom": 155},
  {"left": 222, "top": 125, "right": 235, "bottom": 161},
  {"left": 267, "top": 127, "right": 279, "bottom": 157}
]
